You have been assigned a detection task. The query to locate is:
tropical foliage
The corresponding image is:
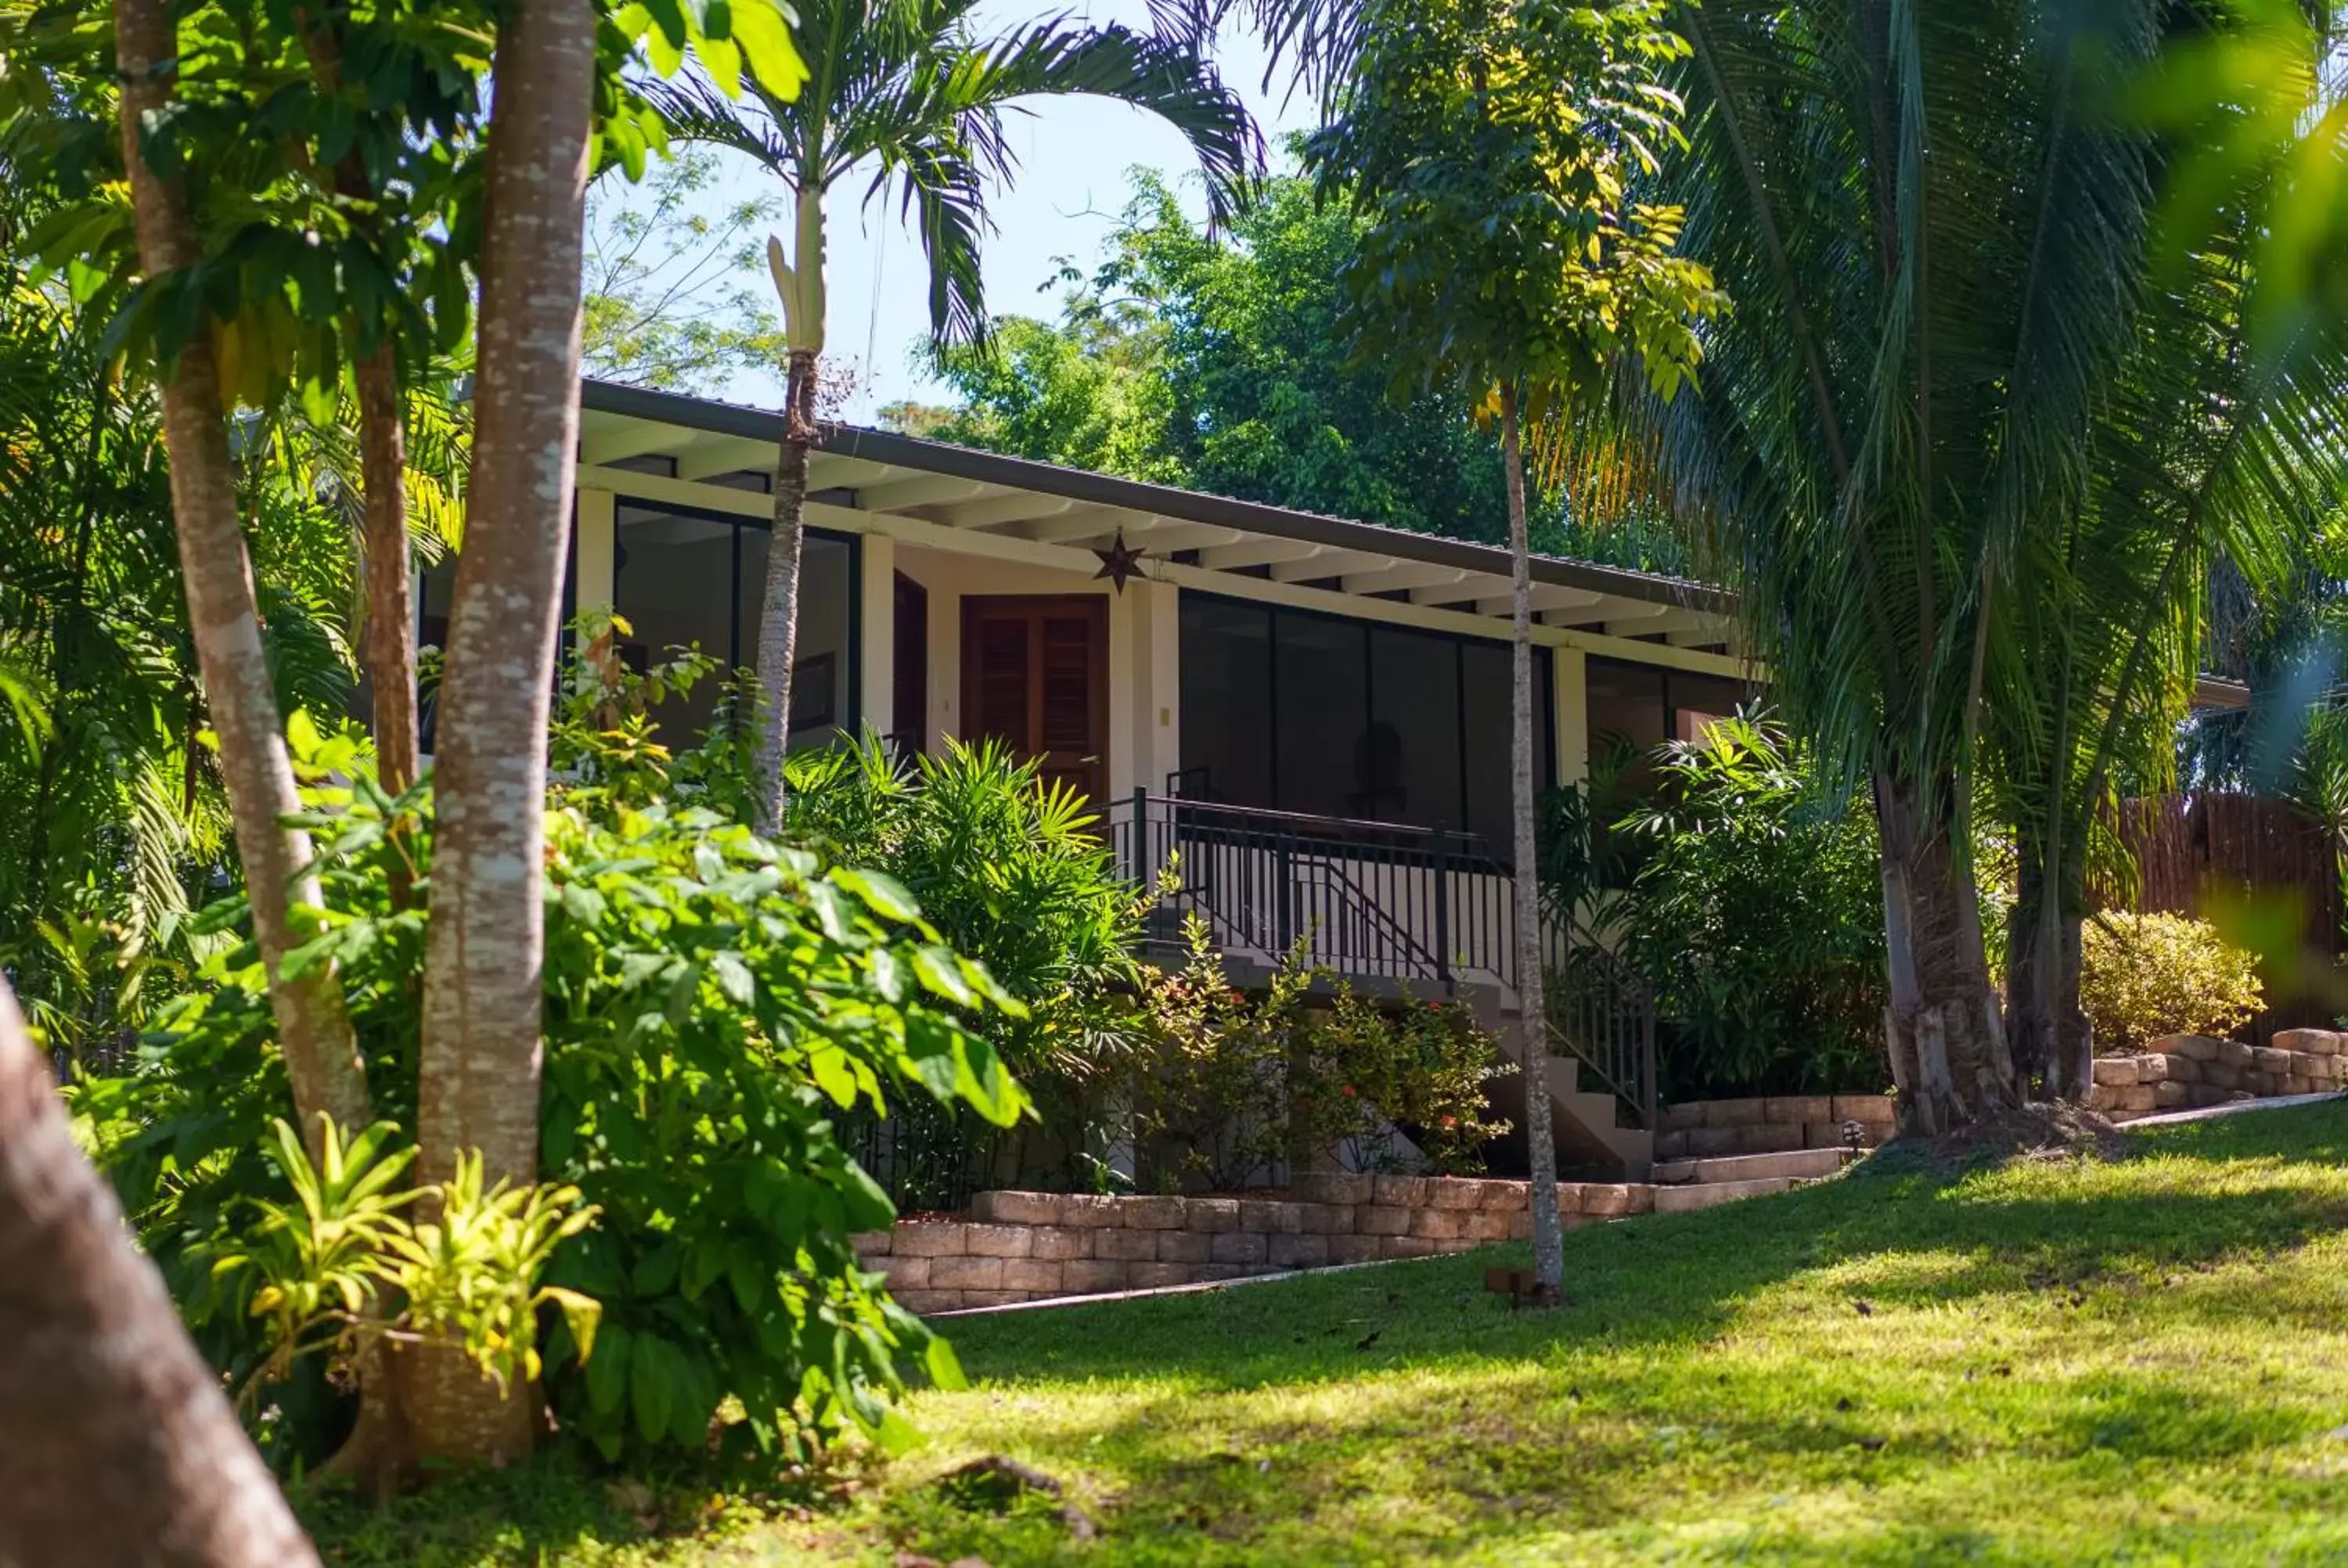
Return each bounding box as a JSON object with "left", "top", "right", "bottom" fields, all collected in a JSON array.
[
  {"left": 0, "top": 235, "right": 463, "bottom": 1064},
  {"left": 779, "top": 735, "right": 1147, "bottom": 1199},
  {"left": 1617, "top": 714, "right": 1887, "bottom": 1098},
  {"left": 1130, "top": 921, "right": 1506, "bottom": 1192},
  {"left": 907, "top": 172, "right": 1692, "bottom": 572},
  {"left": 75, "top": 707, "right": 1028, "bottom": 1470}
]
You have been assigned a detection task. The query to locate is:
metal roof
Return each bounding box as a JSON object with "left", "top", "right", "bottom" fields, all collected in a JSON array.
[{"left": 578, "top": 379, "right": 1742, "bottom": 650}]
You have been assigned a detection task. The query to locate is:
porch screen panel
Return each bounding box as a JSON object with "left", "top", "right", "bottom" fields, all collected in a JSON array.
[
  {"left": 779, "top": 532, "right": 855, "bottom": 751},
  {"left": 615, "top": 508, "right": 733, "bottom": 740},
  {"left": 1367, "top": 626, "right": 1464, "bottom": 828},
  {"left": 1273, "top": 613, "right": 1369, "bottom": 820},
  {"left": 615, "top": 504, "right": 856, "bottom": 752},
  {"left": 1459, "top": 639, "right": 1554, "bottom": 847},
  {"left": 1176, "top": 595, "right": 1273, "bottom": 804}
]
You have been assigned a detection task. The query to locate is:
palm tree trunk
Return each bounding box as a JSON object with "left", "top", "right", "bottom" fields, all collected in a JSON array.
[
  {"left": 0, "top": 973, "right": 319, "bottom": 1567},
  {"left": 1501, "top": 384, "right": 1564, "bottom": 1306},
  {"left": 2009, "top": 822, "right": 2093, "bottom": 1100},
  {"left": 1874, "top": 769, "right": 2017, "bottom": 1134},
  {"left": 409, "top": 0, "right": 597, "bottom": 1471},
  {"left": 752, "top": 346, "right": 819, "bottom": 835},
  {"left": 114, "top": 0, "right": 369, "bottom": 1155}
]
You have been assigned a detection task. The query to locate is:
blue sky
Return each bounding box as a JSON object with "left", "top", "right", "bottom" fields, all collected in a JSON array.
[{"left": 657, "top": 1, "right": 1314, "bottom": 421}]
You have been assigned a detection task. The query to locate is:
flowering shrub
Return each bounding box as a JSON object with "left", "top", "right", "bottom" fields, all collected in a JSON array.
[
  {"left": 1129, "top": 919, "right": 1506, "bottom": 1190},
  {"left": 2080, "top": 911, "right": 2264, "bottom": 1052}
]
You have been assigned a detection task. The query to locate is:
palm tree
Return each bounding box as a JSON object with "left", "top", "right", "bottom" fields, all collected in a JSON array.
[
  {"left": 652, "top": 4, "right": 1262, "bottom": 830},
  {"left": 1648, "top": 0, "right": 2348, "bottom": 1129},
  {"left": 1205, "top": 0, "right": 2348, "bottom": 1130}
]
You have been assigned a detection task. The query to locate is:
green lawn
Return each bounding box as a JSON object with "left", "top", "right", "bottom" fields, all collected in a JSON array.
[{"left": 312, "top": 1101, "right": 2348, "bottom": 1566}]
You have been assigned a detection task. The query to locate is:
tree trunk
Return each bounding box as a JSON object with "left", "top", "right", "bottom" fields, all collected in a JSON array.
[
  {"left": 357, "top": 354, "right": 419, "bottom": 786},
  {"left": 2008, "top": 823, "right": 2093, "bottom": 1101},
  {"left": 297, "top": 0, "right": 418, "bottom": 821},
  {"left": 410, "top": 0, "right": 597, "bottom": 1471},
  {"left": 114, "top": 0, "right": 369, "bottom": 1156},
  {"left": 1875, "top": 770, "right": 2017, "bottom": 1135},
  {"left": 1501, "top": 386, "right": 1564, "bottom": 1307},
  {"left": 0, "top": 973, "right": 319, "bottom": 1567},
  {"left": 752, "top": 347, "right": 819, "bottom": 836},
  {"left": 355, "top": 347, "right": 421, "bottom": 917}
]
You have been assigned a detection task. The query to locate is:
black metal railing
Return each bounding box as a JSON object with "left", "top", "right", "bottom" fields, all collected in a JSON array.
[
  {"left": 1106, "top": 789, "right": 1656, "bottom": 1127},
  {"left": 1110, "top": 789, "right": 1510, "bottom": 984},
  {"left": 1546, "top": 940, "right": 1658, "bottom": 1133}
]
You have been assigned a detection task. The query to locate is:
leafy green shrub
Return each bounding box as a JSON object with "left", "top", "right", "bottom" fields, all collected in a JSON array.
[
  {"left": 77, "top": 713, "right": 1028, "bottom": 1470},
  {"left": 2080, "top": 911, "right": 2265, "bottom": 1052},
  {"left": 783, "top": 734, "right": 1148, "bottom": 1196},
  {"left": 1617, "top": 713, "right": 1889, "bottom": 1098},
  {"left": 1130, "top": 922, "right": 1507, "bottom": 1190}
]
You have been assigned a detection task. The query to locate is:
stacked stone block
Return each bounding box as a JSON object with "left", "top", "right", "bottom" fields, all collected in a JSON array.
[
  {"left": 856, "top": 1172, "right": 1663, "bottom": 1314},
  {"left": 1651, "top": 1094, "right": 1896, "bottom": 1160},
  {"left": 2085, "top": 1030, "right": 2346, "bottom": 1120}
]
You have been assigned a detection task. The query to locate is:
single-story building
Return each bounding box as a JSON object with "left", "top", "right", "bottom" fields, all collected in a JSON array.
[{"left": 428, "top": 378, "right": 2249, "bottom": 1175}]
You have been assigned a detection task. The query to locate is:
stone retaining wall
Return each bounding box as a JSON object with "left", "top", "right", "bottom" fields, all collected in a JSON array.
[
  {"left": 1653, "top": 1094, "right": 1897, "bottom": 1160},
  {"left": 858, "top": 1172, "right": 1662, "bottom": 1315},
  {"left": 2086, "top": 1029, "right": 2346, "bottom": 1120}
]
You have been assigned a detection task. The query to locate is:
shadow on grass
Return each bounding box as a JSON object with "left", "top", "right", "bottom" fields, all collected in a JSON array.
[
  {"left": 937, "top": 1099, "right": 2348, "bottom": 1397},
  {"left": 882, "top": 1101, "right": 2348, "bottom": 1563},
  {"left": 294, "top": 1459, "right": 669, "bottom": 1568}
]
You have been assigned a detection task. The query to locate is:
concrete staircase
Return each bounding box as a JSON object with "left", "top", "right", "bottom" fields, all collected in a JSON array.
[
  {"left": 1466, "top": 984, "right": 1654, "bottom": 1181},
  {"left": 1647, "top": 1147, "right": 1853, "bottom": 1213}
]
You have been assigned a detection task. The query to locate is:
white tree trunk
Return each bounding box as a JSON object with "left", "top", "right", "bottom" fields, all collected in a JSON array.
[
  {"left": 411, "top": 0, "right": 597, "bottom": 1469},
  {"left": 752, "top": 347, "right": 818, "bottom": 834},
  {"left": 0, "top": 974, "right": 319, "bottom": 1566},
  {"left": 1501, "top": 387, "right": 1564, "bottom": 1305},
  {"left": 114, "top": 0, "right": 369, "bottom": 1156}
]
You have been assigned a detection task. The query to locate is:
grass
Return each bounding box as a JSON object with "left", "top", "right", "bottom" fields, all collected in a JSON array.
[{"left": 310, "top": 1101, "right": 2348, "bottom": 1565}]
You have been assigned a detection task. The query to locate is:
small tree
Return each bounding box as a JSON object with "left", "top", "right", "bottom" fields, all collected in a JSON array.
[{"left": 1302, "top": 0, "right": 1718, "bottom": 1304}]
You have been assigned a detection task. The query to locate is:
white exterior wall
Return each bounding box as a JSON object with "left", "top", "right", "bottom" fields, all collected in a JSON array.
[
  {"left": 574, "top": 487, "right": 617, "bottom": 611},
  {"left": 859, "top": 532, "right": 895, "bottom": 742},
  {"left": 891, "top": 545, "right": 1177, "bottom": 798}
]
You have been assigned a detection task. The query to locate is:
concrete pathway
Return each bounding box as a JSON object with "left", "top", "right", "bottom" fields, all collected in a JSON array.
[{"left": 2120, "top": 1090, "right": 2348, "bottom": 1129}]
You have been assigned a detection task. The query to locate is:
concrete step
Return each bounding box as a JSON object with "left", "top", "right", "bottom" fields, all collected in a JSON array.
[
  {"left": 1651, "top": 1175, "right": 1795, "bottom": 1214},
  {"left": 1460, "top": 984, "right": 1653, "bottom": 1180},
  {"left": 1651, "top": 1148, "right": 1849, "bottom": 1186}
]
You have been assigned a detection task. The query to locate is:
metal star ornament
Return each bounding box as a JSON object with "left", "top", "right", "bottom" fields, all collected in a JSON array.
[{"left": 1090, "top": 530, "right": 1151, "bottom": 593}]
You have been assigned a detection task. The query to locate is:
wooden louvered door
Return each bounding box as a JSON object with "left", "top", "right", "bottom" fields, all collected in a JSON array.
[{"left": 960, "top": 596, "right": 1108, "bottom": 805}]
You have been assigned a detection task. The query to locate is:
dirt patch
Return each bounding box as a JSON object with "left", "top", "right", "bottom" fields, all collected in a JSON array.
[{"left": 1867, "top": 1101, "right": 2130, "bottom": 1174}]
